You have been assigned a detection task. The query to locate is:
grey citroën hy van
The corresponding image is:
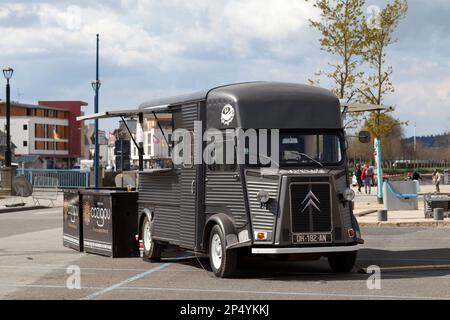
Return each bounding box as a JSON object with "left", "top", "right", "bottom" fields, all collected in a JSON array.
[
  {"left": 136, "top": 82, "right": 365, "bottom": 277},
  {"left": 78, "top": 82, "right": 368, "bottom": 277}
]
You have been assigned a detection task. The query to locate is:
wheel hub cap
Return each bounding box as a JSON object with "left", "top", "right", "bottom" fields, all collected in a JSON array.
[
  {"left": 211, "top": 234, "right": 222, "bottom": 270},
  {"left": 144, "top": 221, "right": 152, "bottom": 251}
]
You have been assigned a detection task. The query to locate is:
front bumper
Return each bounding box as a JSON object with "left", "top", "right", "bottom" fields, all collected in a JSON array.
[{"left": 251, "top": 244, "right": 360, "bottom": 254}]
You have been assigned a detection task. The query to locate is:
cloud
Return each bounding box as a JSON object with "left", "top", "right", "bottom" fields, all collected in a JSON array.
[
  {"left": 0, "top": 1, "right": 318, "bottom": 67},
  {"left": 0, "top": 0, "right": 448, "bottom": 137},
  {"left": 223, "top": 0, "right": 317, "bottom": 41}
]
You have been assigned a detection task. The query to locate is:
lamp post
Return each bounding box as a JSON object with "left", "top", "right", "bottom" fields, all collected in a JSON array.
[
  {"left": 92, "top": 34, "right": 100, "bottom": 188},
  {"left": 2, "top": 67, "right": 14, "bottom": 167},
  {"left": 91, "top": 79, "right": 101, "bottom": 188}
]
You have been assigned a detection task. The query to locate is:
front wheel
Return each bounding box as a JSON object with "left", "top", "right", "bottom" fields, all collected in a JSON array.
[
  {"left": 327, "top": 251, "right": 357, "bottom": 273},
  {"left": 209, "top": 225, "right": 237, "bottom": 278},
  {"left": 141, "top": 216, "right": 162, "bottom": 261}
]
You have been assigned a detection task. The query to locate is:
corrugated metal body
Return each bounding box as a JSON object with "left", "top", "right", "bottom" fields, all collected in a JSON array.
[
  {"left": 246, "top": 175, "right": 280, "bottom": 231},
  {"left": 334, "top": 175, "right": 352, "bottom": 230},
  {"left": 138, "top": 172, "right": 180, "bottom": 243},
  {"left": 205, "top": 172, "right": 248, "bottom": 228},
  {"left": 178, "top": 104, "right": 198, "bottom": 248}
]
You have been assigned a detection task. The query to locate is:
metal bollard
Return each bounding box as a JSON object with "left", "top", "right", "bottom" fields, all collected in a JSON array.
[
  {"left": 378, "top": 209, "right": 388, "bottom": 222},
  {"left": 433, "top": 208, "right": 444, "bottom": 221}
]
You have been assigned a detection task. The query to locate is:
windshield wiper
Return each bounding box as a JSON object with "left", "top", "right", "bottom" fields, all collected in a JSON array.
[{"left": 286, "top": 151, "right": 324, "bottom": 168}]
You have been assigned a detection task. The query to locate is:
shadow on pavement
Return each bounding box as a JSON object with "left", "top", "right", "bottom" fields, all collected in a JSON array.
[{"left": 161, "top": 247, "right": 450, "bottom": 281}]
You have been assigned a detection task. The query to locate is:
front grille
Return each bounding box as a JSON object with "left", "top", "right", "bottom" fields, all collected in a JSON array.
[{"left": 290, "top": 183, "right": 332, "bottom": 233}]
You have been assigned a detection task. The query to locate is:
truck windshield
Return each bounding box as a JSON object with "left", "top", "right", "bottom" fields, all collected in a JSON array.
[{"left": 279, "top": 132, "right": 344, "bottom": 167}]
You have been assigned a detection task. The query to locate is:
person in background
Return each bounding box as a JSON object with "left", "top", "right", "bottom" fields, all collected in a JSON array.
[
  {"left": 432, "top": 169, "right": 442, "bottom": 193},
  {"left": 407, "top": 171, "right": 413, "bottom": 180},
  {"left": 412, "top": 170, "right": 422, "bottom": 193},
  {"left": 355, "top": 163, "right": 363, "bottom": 194},
  {"left": 369, "top": 165, "right": 376, "bottom": 186},
  {"left": 361, "top": 163, "right": 373, "bottom": 195}
]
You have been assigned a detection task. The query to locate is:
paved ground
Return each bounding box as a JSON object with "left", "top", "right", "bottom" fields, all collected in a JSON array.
[
  {"left": 0, "top": 206, "right": 449, "bottom": 300},
  {"left": 353, "top": 183, "right": 450, "bottom": 226}
]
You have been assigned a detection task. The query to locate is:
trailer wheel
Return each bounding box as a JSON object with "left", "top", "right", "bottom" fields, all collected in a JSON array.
[
  {"left": 327, "top": 251, "right": 357, "bottom": 273},
  {"left": 209, "top": 225, "right": 237, "bottom": 278},
  {"left": 142, "top": 216, "right": 161, "bottom": 261}
]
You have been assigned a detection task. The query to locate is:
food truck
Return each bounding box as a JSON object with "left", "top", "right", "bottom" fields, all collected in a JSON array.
[{"left": 79, "top": 82, "right": 369, "bottom": 278}]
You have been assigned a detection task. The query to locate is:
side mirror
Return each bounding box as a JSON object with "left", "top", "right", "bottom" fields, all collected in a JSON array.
[{"left": 358, "top": 131, "right": 371, "bottom": 144}]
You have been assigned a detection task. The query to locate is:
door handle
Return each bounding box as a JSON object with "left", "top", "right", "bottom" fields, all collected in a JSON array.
[{"left": 191, "top": 180, "right": 196, "bottom": 194}]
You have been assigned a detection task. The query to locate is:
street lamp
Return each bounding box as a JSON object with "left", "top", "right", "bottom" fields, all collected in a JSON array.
[
  {"left": 91, "top": 80, "right": 101, "bottom": 92},
  {"left": 91, "top": 80, "right": 101, "bottom": 188},
  {"left": 2, "top": 67, "right": 14, "bottom": 167}
]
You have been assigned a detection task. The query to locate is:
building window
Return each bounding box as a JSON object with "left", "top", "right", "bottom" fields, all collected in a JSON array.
[
  {"left": 23, "top": 141, "right": 27, "bottom": 147},
  {"left": 35, "top": 109, "right": 46, "bottom": 117},
  {"left": 46, "top": 141, "right": 55, "bottom": 150},
  {"left": 56, "top": 142, "right": 68, "bottom": 151},
  {"left": 35, "top": 141, "right": 45, "bottom": 150},
  {"left": 57, "top": 110, "right": 67, "bottom": 119},
  {"left": 35, "top": 124, "right": 45, "bottom": 138},
  {"left": 23, "top": 124, "right": 28, "bottom": 130}
]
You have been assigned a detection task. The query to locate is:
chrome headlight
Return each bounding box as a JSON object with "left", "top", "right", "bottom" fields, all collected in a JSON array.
[
  {"left": 343, "top": 188, "right": 355, "bottom": 201},
  {"left": 256, "top": 189, "right": 270, "bottom": 209},
  {"left": 256, "top": 189, "right": 270, "bottom": 204}
]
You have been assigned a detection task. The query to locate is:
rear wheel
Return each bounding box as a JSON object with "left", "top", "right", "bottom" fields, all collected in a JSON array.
[
  {"left": 142, "top": 216, "right": 162, "bottom": 261},
  {"left": 209, "top": 225, "right": 237, "bottom": 278},
  {"left": 327, "top": 251, "right": 357, "bottom": 273}
]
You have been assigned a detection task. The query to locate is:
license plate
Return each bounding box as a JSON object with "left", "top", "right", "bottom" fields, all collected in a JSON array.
[{"left": 293, "top": 233, "right": 331, "bottom": 244}]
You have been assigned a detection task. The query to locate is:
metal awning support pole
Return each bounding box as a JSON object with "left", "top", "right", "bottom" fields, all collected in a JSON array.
[
  {"left": 152, "top": 112, "right": 170, "bottom": 147},
  {"left": 138, "top": 112, "right": 144, "bottom": 171}
]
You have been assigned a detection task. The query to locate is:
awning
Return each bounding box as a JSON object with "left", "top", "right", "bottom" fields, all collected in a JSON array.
[
  {"left": 77, "top": 105, "right": 170, "bottom": 121},
  {"left": 339, "top": 100, "right": 394, "bottom": 113},
  {"left": 14, "top": 155, "right": 40, "bottom": 163}
]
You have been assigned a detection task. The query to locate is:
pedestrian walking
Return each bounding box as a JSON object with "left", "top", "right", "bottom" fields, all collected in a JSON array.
[
  {"left": 432, "top": 169, "right": 442, "bottom": 193},
  {"left": 412, "top": 170, "right": 421, "bottom": 181},
  {"left": 361, "top": 164, "right": 374, "bottom": 195},
  {"left": 355, "top": 163, "right": 363, "bottom": 194}
]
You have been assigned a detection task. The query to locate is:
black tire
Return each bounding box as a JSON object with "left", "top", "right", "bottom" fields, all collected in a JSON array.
[
  {"left": 327, "top": 251, "right": 357, "bottom": 273},
  {"left": 208, "top": 225, "right": 237, "bottom": 278},
  {"left": 141, "top": 216, "right": 162, "bottom": 261}
]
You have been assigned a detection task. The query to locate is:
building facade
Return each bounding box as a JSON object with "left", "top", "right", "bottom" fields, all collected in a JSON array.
[{"left": 0, "top": 100, "right": 87, "bottom": 169}]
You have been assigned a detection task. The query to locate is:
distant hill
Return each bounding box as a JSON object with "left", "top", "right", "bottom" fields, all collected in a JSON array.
[{"left": 403, "top": 132, "right": 450, "bottom": 148}]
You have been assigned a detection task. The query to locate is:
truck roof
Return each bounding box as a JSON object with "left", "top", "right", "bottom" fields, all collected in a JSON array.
[
  {"left": 138, "top": 81, "right": 338, "bottom": 110},
  {"left": 77, "top": 82, "right": 342, "bottom": 130},
  {"left": 139, "top": 82, "right": 342, "bottom": 129}
]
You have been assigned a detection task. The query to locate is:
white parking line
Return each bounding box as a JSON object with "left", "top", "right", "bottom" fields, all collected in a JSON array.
[
  {"left": 116, "top": 286, "right": 450, "bottom": 300},
  {"left": 359, "top": 258, "right": 450, "bottom": 262},
  {"left": 0, "top": 265, "right": 202, "bottom": 272},
  {"left": 0, "top": 283, "right": 447, "bottom": 300},
  {"left": 80, "top": 263, "right": 171, "bottom": 300}
]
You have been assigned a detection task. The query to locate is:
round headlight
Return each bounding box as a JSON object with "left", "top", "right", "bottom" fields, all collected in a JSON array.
[
  {"left": 256, "top": 189, "right": 270, "bottom": 204},
  {"left": 344, "top": 188, "right": 355, "bottom": 201}
]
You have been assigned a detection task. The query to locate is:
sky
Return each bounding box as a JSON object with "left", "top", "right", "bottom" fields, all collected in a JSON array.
[{"left": 0, "top": 0, "right": 449, "bottom": 137}]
